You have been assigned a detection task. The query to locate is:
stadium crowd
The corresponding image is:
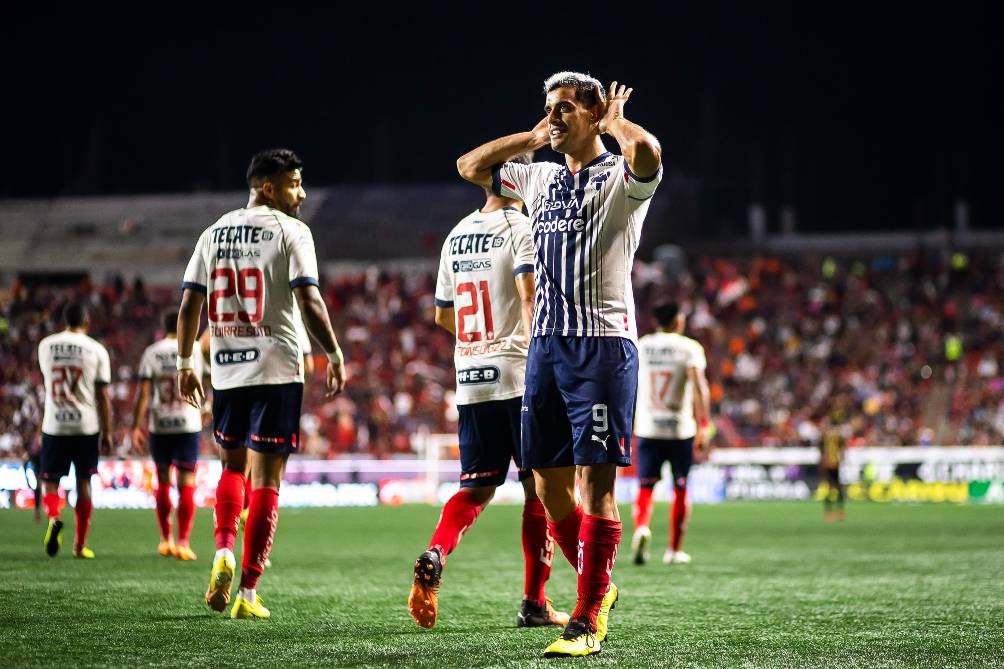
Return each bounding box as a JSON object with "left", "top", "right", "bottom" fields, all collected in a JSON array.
[{"left": 1, "top": 251, "right": 1002, "bottom": 461}]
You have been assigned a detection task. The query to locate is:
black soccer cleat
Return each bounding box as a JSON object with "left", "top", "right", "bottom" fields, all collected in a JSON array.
[
  {"left": 44, "top": 519, "right": 64, "bottom": 557},
  {"left": 516, "top": 597, "right": 570, "bottom": 627}
]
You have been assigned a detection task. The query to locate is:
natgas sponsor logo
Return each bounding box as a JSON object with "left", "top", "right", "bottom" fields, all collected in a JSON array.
[
  {"left": 457, "top": 366, "right": 501, "bottom": 385},
  {"left": 216, "top": 349, "right": 260, "bottom": 365},
  {"left": 217, "top": 248, "right": 261, "bottom": 260},
  {"left": 452, "top": 259, "right": 492, "bottom": 272}
]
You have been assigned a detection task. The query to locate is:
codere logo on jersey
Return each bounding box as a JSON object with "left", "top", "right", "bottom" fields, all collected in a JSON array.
[{"left": 457, "top": 366, "right": 500, "bottom": 385}]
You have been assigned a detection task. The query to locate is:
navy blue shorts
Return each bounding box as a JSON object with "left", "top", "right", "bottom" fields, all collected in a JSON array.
[
  {"left": 521, "top": 336, "right": 637, "bottom": 469},
  {"left": 637, "top": 437, "right": 695, "bottom": 488},
  {"left": 40, "top": 433, "right": 99, "bottom": 481},
  {"left": 150, "top": 432, "right": 200, "bottom": 471},
  {"left": 212, "top": 383, "right": 303, "bottom": 454},
  {"left": 458, "top": 397, "right": 530, "bottom": 488}
]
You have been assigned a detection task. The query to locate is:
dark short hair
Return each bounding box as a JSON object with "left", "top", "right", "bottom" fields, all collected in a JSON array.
[
  {"left": 653, "top": 302, "right": 680, "bottom": 327},
  {"left": 543, "top": 71, "right": 606, "bottom": 108},
  {"left": 63, "top": 302, "right": 88, "bottom": 328},
  {"left": 162, "top": 309, "right": 179, "bottom": 335},
  {"left": 246, "top": 148, "right": 303, "bottom": 188}
]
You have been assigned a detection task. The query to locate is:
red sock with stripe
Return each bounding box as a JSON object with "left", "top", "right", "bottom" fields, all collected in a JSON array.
[
  {"left": 155, "top": 484, "right": 173, "bottom": 541},
  {"left": 177, "top": 484, "right": 195, "bottom": 546},
  {"left": 633, "top": 486, "right": 654, "bottom": 529},
  {"left": 214, "top": 470, "right": 245, "bottom": 550},
  {"left": 521, "top": 497, "right": 552, "bottom": 605},
  {"left": 571, "top": 515, "right": 621, "bottom": 629},
  {"left": 670, "top": 486, "right": 689, "bottom": 552},
  {"left": 239, "top": 487, "right": 279, "bottom": 589},
  {"left": 73, "top": 497, "right": 93, "bottom": 552},
  {"left": 545, "top": 505, "right": 583, "bottom": 569},
  {"left": 43, "top": 492, "right": 62, "bottom": 519},
  {"left": 428, "top": 488, "right": 485, "bottom": 561}
]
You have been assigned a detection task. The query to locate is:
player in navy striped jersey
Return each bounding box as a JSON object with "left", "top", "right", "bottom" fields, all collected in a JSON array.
[{"left": 458, "top": 72, "right": 662, "bottom": 657}]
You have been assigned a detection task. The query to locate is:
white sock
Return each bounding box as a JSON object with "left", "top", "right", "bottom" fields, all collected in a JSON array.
[
  {"left": 215, "top": 548, "right": 234, "bottom": 562},
  {"left": 239, "top": 587, "right": 256, "bottom": 603}
]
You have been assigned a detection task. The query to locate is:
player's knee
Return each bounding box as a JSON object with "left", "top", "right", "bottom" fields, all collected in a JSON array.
[{"left": 467, "top": 485, "right": 496, "bottom": 505}]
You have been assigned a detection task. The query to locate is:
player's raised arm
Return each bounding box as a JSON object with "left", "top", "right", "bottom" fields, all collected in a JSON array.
[
  {"left": 597, "top": 81, "right": 662, "bottom": 179},
  {"left": 456, "top": 117, "right": 550, "bottom": 188},
  {"left": 293, "top": 284, "right": 346, "bottom": 397}
]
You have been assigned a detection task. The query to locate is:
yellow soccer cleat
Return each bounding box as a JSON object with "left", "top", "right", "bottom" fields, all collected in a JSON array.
[
  {"left": 158, "top": 540, "right": 177, "bottom": 557},
  {"left": 175, "top": 545, "right": 197, "bottom": 561},
  {"left": 543, "top": 620, "right": 601, "bottom": 658},
  {"left": 595, "top": 582, "right": 619, "bottom": 642},
  {"left": 43, "top": 519, "right": 64, "bottom": 557},
  {"left": 205, "top": 552, "right": 236, "bottom": 612},
  {"left": 73, "top": 547, "right": 96, "bottom": 559},
  {"left": 230, "top": 593, "right": 270, "bottom": 619},
  {"left": 408, "top": 549, "right": 443, "bottom": 629}
]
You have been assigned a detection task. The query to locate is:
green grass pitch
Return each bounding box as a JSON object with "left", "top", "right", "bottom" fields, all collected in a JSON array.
[{"left": 1, "top": 502, "right": 1002, "bottom": 668}]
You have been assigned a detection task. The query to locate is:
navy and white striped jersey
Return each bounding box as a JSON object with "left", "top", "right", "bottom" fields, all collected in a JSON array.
[{"left": 491, "top": 152, "right": 661, "bottom": 341}]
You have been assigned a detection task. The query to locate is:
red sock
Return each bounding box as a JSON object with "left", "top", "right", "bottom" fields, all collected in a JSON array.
[
  {"left": 633, "top": 486, "right": 654, "bottom": 529},
  {"left": 43, "top": 492, "right": 62, "bottom": 519},
  {"left": 243, "top": 476, "right": 252, "bottom": 510},
  {"left": 521, "top": 498, "right": 552, "bottom": 605},
  {"left": 670, "top": 486, "right": 690, "bottom": 551},
  {"left": 74, "top": 497, "right": 93, "bottom": 551},
  {"left": 428, "top": 489, "right": 485, "bottom": 562},
  {"left": 177, "top": 484, "right": 195, "bottom": 545},
  {"left": 239, "top": 487, "right": 280, "bottom": 589},
  {"left": 546, "top": 505, "right": 584, "bottom": 570},
  {"left": 214, "top": 470, "right": 246, "bottom": 550},
  {"left": 155, "top": 484, "right": 173, "bottom": 541},
  {"left": 571, "top": 515, "right": 621, "bottom": 629}
]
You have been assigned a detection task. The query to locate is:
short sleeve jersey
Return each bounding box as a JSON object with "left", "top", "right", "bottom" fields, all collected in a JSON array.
[
  {"left": 435, "top": 207, "right": 535, "bottom": 404},
  {"left": 183, "top": 205, "right": 319, "bottom": 390},
  {"left": 137, "top": 337, "right": 204, "bottom": 434},
  {"left": 492, "top": 153, "right": 661, "bottom": 340},
  {"left": 38, "top": 330, "right": 111, "bottom": 436},
  {"left": 635, "top": 332, "right": 707, "bottom": 440}
]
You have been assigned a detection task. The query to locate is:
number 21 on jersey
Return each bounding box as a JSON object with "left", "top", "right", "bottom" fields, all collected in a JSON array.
[{"left": 456, "top": 280, "right": 494, "bottom": 343}]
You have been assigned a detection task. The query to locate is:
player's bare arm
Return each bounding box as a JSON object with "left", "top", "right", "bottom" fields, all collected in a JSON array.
[
  {"left": 96, "top": 383, "right": 114, "bottom": 455},
  {"left": 597, "top": 81, "right": 661, "bottom": 178},
  {"left": 514, "top": 272, "right": 535, "bottom": 340},
  {"left": 457, "top": 117, "right": 549, "bottom": 187},
  {"left": 293, "top": 284, "right": 346, "bottom": 397},
  {"left": 688, "top": 365, "right": 712, "bottom": 452},
  {"left": 176, "top": 288, "right": 206, "bottom": 409},
  {"left": 434, "top": 306, "right": 457, "bottom": 336},
  {"left": 131, "top": 379, "right": 152, "bottom": 453}
]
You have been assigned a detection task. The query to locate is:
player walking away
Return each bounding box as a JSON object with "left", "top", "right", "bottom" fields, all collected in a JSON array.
[
  {"left": 177, "top": 148, "right": 347, "bottom": 620},
  {"left": 458, "top": 71, "right": 662, "bottom": 657},
  {"left": 132, "top": 309, "right": 206, "bottom": 561},
  {"left": 820, "top": 410, "right": 847, "bottom": 521},
  {"left": 631, "top": 302, "right": 711, "bottom": 566},
  {"left": 37, "top": 302, "right": 114, "bottom": 559},
  {"left": 408, "top": 155, "right": 569, "bottom": 631}
]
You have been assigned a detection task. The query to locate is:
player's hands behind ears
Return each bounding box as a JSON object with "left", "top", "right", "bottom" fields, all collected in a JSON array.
[
  {"left": 178, "top": 368, "right": 205, "bottom": 410},
  {"left": 597, "top": 81, "right": 632, "bottom": 134},
  {"left": 530, "top": 116, "right": 551, "bottom": 148},
  {"left": 326, "top": 359, "right": 347, "bottom": 398}
]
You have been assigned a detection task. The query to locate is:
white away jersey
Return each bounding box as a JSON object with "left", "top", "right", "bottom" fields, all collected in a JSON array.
[
  {"left": 183, "top": 205, "right": 319, "bottom": 390},
  {"left": 635, "top": 332, "right": 707, "bottom": 440},
  {"left": 38, "top": 330, "right": 111, "bottom": 436},
  {"left": 492, "top": 152, "right": 661, "bottom": 340},
  {"left": 137, "top": 337, "right": 204, "bottom": 434},
  {"left": 435, "top": 207, "right": 535, "bottom": 404}
]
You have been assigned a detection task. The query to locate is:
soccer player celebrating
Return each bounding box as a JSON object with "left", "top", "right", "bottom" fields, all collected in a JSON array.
[
  {"left": 37, "top": 302, "right": 114, "bottom": 559},
  {"left": 132, "top": 309, "right": 206, "bottom": 561},
  {"left": 408, "top": 154, "right": 569, "bottom": 630},
  {"left": 177, "top": 148, "right": 347, "bottom": 619},
  {"left": 631, "top": 302, "right": 711, "bottom": 566},
  {"left": 458, "top": 72, "right": 662, "bottom": 657}
]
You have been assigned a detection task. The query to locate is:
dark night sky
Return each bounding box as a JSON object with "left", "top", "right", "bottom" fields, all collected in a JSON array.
[{"left": 4, "top": 2, "right": 999, "bottom": 233}]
